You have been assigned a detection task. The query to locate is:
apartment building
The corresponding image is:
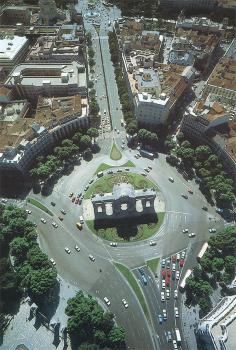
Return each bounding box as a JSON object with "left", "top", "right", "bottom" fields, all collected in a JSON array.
[
  {"left": 176, "top": 16, "right": 226, "bottom": 33},
  {"left": 5, "top": 62, "right": 87, "bottom": 104},
  {"left": 0, "top": 34, "right": 29, "bottom": 71},
  {"left": 204, "top": 39, "right": 236, "bottom": 105},
  {"left": 0, "top": 6, "right": 32, "bottom": 25},
  {"left": 0, "top": 95, "right": 89, "bottom": 176}
]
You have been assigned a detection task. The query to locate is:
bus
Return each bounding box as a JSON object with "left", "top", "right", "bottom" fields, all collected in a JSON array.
[
  {"left": 140, "top": 149, "right": 155, "bottom": 160},
  {"left": 179, "top": 269, "right": 192, "bottom": 292},
  {"left": 197, "top": 242, "right": 209, "bottom": 262},
  {"left": 175, "top": 328, "right": 181, "bottom": 345}
]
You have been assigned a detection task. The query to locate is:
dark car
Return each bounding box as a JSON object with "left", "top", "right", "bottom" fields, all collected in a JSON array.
[
  {"left": 51, "top": 202, "right": 56, "bottom": 206},
  {"left": 138, "top": 267, "right": 145, "bottom": 275}
]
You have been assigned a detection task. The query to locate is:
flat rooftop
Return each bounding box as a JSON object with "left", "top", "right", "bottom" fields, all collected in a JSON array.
[{"left": 0, "top": 35, "right": 28, "bottom": 61}]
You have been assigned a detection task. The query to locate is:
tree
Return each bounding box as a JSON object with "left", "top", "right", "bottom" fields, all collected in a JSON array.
[
  {"left": 61, "top": 139, "right": 74, "bottom": 148},
  {"left": 87, "top": 128, "right": 99, "bottom": 139},
  {"left": 176, "top": 131, "right": 185, "bottom": 143},
  {"left": 212, "top": 257, "right": 224, "bottom": 271},
  {"left": 72, "top": 132, "right": 82, "bottom": 145},
  {"left": 108, "top": 326, "right": 125, "bottom": 347},
  {"left": 27, "top": 245, "right": 51, "bottom": 270},
  {"left": 10, "top": 237, "right": 29, "bottom": 260},
  {"left": 181, "top": 140, "right": 191, "bottom": 148},
  {"left": 28, "top": 268, "right": 57, "bottom": 298},
  {"left": 224, "top": 255, "right": 236, "bottom": 273},
  {"left": 80, "top": 135, "right": 92, "bottom": 150},
  {"left": 195, "top": 145, "right": 212, "bottom": 161},
  {"left": 126, "top": 121, "right": 137, "bottom": 136},
  {"left": 94, "top": 330, "right": 107, "bottom": 347},
  {"left": 199, "top": 297, "right": 212, "bottom": 314}
]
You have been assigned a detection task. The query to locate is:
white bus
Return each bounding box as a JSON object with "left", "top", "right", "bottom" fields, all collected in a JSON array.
[
  {"left": 197, "top": 242, "right": 209, "bottom": 261},
  {"left": 179, "top": 269, "right": 192, "bottom": 292},
  {"left": 175, "top": 328, "right": 181, "bottom": 345}
]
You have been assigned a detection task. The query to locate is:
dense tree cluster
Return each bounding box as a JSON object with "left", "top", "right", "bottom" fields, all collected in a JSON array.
[
  {"left": 185, "top": 226, "right": 236, "bottom": 315},
  {"left": 0, "top": 205, "right": 57, "bottom": 332},
  {"left": 137, "top": 129, "right": 158, "bottom": 148},
  {"left": 30, "top": 129, "right": 94, "bottom": 182},
  {"left": 174, "top": 139, "right": 235, "bottom": 206},
  {"left": 66, "top": 291, "right": 125, "bottom": 349}
]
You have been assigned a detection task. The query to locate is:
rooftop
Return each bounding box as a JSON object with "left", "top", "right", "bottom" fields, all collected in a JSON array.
[
  {"left": 0, "top": 35, "right": 28, "bottom": 61},
  {"left": 207, "top": 58, "right": 236, "bottom": 91}
]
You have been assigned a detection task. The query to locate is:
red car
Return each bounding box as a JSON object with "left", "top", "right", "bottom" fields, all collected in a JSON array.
[
  {"left": 72, "top": 197, "right": 76, "bottom": 202},
  {"left": 180, "top": 259, "right": 184, "bottom": 267},
  {"left": 167, "top": 270, "right": 171, "bottom": 277},
  {"left": 75, "top": 198, "right": 79, "bottom": 204},
  {"left": 161, "top": 269, "right": 166, "bottom": 279}
]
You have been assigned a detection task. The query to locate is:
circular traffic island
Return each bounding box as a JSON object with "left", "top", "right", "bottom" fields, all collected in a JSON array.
[{"left": 83, "top": 172, "right": 165, "bottom": 242}]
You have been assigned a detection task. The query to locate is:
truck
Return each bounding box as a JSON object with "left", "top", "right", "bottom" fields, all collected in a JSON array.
[
  {"left": 179, "top": 269, "right": 192, "bottom": 292},
  {"left": 140, "top": 149, "right": 154, "bottom": 160},
  {"left": 175, "top": 328, "right": 181, "bottom": 345},
  {"left": 197, "top": 242, "right": 209, "bottom": 261}
]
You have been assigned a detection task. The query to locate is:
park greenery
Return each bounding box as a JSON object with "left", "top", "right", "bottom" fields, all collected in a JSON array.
[
  {"left": 185, "top": 226, "right": 236, "bottom": 316},
  {"left": 166, "top": 135, "right": 235, "bottom": 207},
  {"left": 30, "top": 128, "right": 97, "bottom": 183},
  {"left": 0, "top": 204, "right": 57, "bottom": 332},
  {"left": 110, "top": 143, "right": 122, "bottom": 160},
  {"left": 65, "top": 291, "right": 125, "bottom": 349},
  {"left": 27, "top": 197, "right": 53, "bottom": 216}
]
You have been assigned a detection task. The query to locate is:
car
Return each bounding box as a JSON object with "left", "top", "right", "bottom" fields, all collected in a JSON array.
[
  {"left": 173, "top": 340, "right": 178, "bottom": 349},
  {"left": 149, "top": 240, "right": 156, "bottom": 246},
  {"left": 172, "top": 263, "right": 176, "bottom": 272},
  {"left": 26, "top": 209, "right": 32, "bottom": 214},
  {"left": 51, "top": 201, "right": 56, "bottom": 206},
  {"left": 117, "top": 169, "right": 122, "bottom": 173},
  {"left": 125, "top": 168, "right": 130, "bottom": 171},
  {"left": 176, "top": 271, "right": 180, "bottom": 280},
  {"left": 167, "top": 331, "right": 172, "bottom": 342},
  {"left": 176, "top": 253, "right": 180, "bottom": 261},
  {"left": 172, "top": 255, "right": 176, "bottom": 262},
  {"left": 72, "top": 197, "right": 76, "bottom": 202},
  {"left": 52, "top": 222, "right": 58, "bottom": 228},
  {"left": 141, "top": 172, "right": 147, "bottom": 177},
  {"left": 58, "top": 216, "right": 63, "bottom": 221},
  {"left": 89, "top": 254, "right": 95, "bottom": 261},
  {"left": 142, "top": 275, "right": 148, "bottom": 285},
  {"left": 161, "top": 258, "right": 166, "bottom": 268},
  {"left": 1, "top": 198, "right": 7, "bottom": 203},
  {"left": 61, "top": 209, "right": 66, "bottom": 214},
  {"left": 172, "top": 271, "right": 175, "bottom": 280},
  {"left": 121, "top": 145, "right": 124, "bottom": 149},
  {"left": 75, "top": 245, "right": 80, "bottom": 252},
  {"left": 117, "top": 130, "right": 120, "bottom": 134},
  {"left": 161, "top": 291, "right": 165, "bottom": 302},
  {"left": 181, "top": 251, "right": 186, "bottom": 259},
  {"left": 179, "top": 259, "right": 184, "bottom": 267},
  {"left": 84, "top": 185, "right": 89, "bottom": 191},
  {"left": 110, "top": 242, "right": 117, "bottom": 247},
  {"left": 189, "top": 232, "right": 196, "bottom": 238},
  {"left": 188, "top": 188, "right": 193, "bottom": 194},
  {"left": 69, "top": 192, "right": 74, "bottom": 198},
  {"left": 77, "top": 193, "right": 82, "bottom": 198},
  {"left": 148, "top": 166, "right": 152, "bottom": 170},
  {"left": 161, "top": 269, "right": 166, "bottom": 279},
  {"left": 182, "top": 228, "right": 188, "bottom": 233},
  {"left": 138, "top": 267, "right": 145, "bottom": 275},
  {"left": 65, "top": 247, "right": 71, "bottom": 254},
  {"left": 41, "top": 218, "right": 46, "bottom": 224},
  {"left": 81, "top": 195, "right": 84, "bottom": 200},
  {"left": 168, "top": 177, "right": 174, "bottom": 182},
  {"left": 89, "top": 179, "right": 94, "bottom": 184},
  {"left": 50, "top": 258, "right": 56, "bottom": 266},
  {"left": 144, "top": 168, "right": 150, "bottom": 172},
  {"left": 166, "top": 289, "right": 170, "bottom": 299},
  {"left": 166, "top": 258, "right": 171, "bottom": 269},
  {"left": 162, "top": 280, "right": 166, "bottom": 289},
  {"left": 181, "top": 194, "right": 188, "bottom": 199},
  {"left": 108, "top": 170, "right": 113, "bottom": 174},
  {"left": 75, "top": 198, "right": 79, "bottom": 204},
  {"left": 174, "top": 307, "right": 179, "bottom": 318},
  {"left": 104, "top": 297, "right": 110, "bottom": 306},
  {"left": 209, "top": 228, "right": 216, "bottom": 233},
  {"left": 163, "top": 309, "right": 167, "bottom": 320},
  {"left": 202, "top": 206, "right": 208, "bottom": 211},
  {"left": 216, "top": 208, "right": 223, "bottom": 213},
  {"left": 32, "top": 222, "right": 37, "bottom": 227},
  {"left": 122, "top": 298, "right": 128, "bottom": 308},
  {"left": 174, "top": 289, "right": 178, "bottom": 299},
  {"left": 158, "top": 314, "right": 163, "bottom": 324}
]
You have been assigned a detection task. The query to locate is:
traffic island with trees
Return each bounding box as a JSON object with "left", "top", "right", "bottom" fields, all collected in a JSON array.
[
  {"left": 185, "top": 226, "right": 236, "bottom": 317},
  {"left": 0, "top": 204, "right": 58, "bottom": 333},
  {"left": 65, "top": 291, "right": 125, "bottom": 349}
]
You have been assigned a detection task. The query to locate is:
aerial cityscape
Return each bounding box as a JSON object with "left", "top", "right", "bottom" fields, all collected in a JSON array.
[{"left": 0, "top": 0, "right": 235, "bottom": 350}]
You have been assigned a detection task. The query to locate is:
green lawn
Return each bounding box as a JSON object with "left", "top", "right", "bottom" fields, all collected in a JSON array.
[
  {"left": 85, "top": 172, "right": 158, "bottom": 199},
  {"left": 114, "top": 263, "right": 149, "bottom": 321},
  {"left": 27, "top": 197, "right": 53, "bottom": 216},
  {"left": 110, "top": 143, "right": 122, "bottom": 160},
  {"left": 94, "top": 160, "right": 135, "bottom": 174},
  {"left": 85, "top": 212, "right": 165, "bottom": 242},
  {"left": 146, "top": 258, "right": 160, "bottom": 275}
]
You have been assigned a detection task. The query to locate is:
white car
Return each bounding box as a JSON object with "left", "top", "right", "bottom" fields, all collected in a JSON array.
[
  {"left": 173, "top": 340, "right": 178, "bottom": 349},
  {"left": 65, "top": 247, "right": 71, "bottom": 254},
  {"left": 144, "top": 168, "right": 150, "bottom": 173},
  {"left": 163, "top": 309, "right": 167, "bottom": 320},
  {"left": 172, "top": 263, "right": 176, "bottom": 272},
  {"left": 161, "top": 291, "right": 165, "bottom": 302},
  {"left": 110, "top": 242, "right": 117, "bottom": 247},
  {"left": 162, "top": 280, "right": 166, "bottom": 289},
  {"left": 189, "top": 232, "right": 196, "bottom": 238},
  {"left": 141, "top": 172, "right": 147, "bottom": 177},
  {"left": 122, "top": 298, "right": 128, "bottom": 308},
  {"left": 52, "top": 222, "right": 58, "bottom": 228},
  {"left": 41, "top": 218, "right": 47, "bottom": 224},
  {"left": 174, "top": 289, "right": 178, "bottom": 299},
  {"left": 1, "top": 198, "right": 7, "bottom": 203},
  {"left": 174, "top": 307, "right": 179, "bottom": 318},
  {"left": 50, "top": 258, "right": 56, "bottom": 266},
  {"left": 26, "top": 209, "right": 32, "bottom": 214},
  {"left": 104, "top": 297, "right": 110, "bottom": 306},
  {"left": 75, "top": 245, "right": 80, "bottom": 252},
  {"left": 89, "top": 254, "right": 95, "bottom": 261},
  {"left": 209, "top": 228, "right": 216, "bottom": 233},
  {"left": 181, "top": 251, "right": 186, "bottom": 259},
  {"left": 166, "top": 289, "right": 170, "bottom": 299},
  {"left": 176, "top": 271, "right": 180, "bottom": 280},
  {"left": 117, "top": 130, "right": 120, "bottom": 134},
  {"left": 149, "top": 240, "right": 156, "bottom": 246},
  {"left": 176, "top": 253, "right": 180, "bottom": 261},
  {"left": 182, "top": 228, "right": 188, "bottom": 233}
]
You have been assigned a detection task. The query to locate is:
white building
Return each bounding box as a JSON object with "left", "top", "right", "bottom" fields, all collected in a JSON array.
[
  {"left": 0, "top": 35, "right": 29, "bottom": 71},
  {"left": 5, "top": 62, "right": 87, "bottom": 104}
]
